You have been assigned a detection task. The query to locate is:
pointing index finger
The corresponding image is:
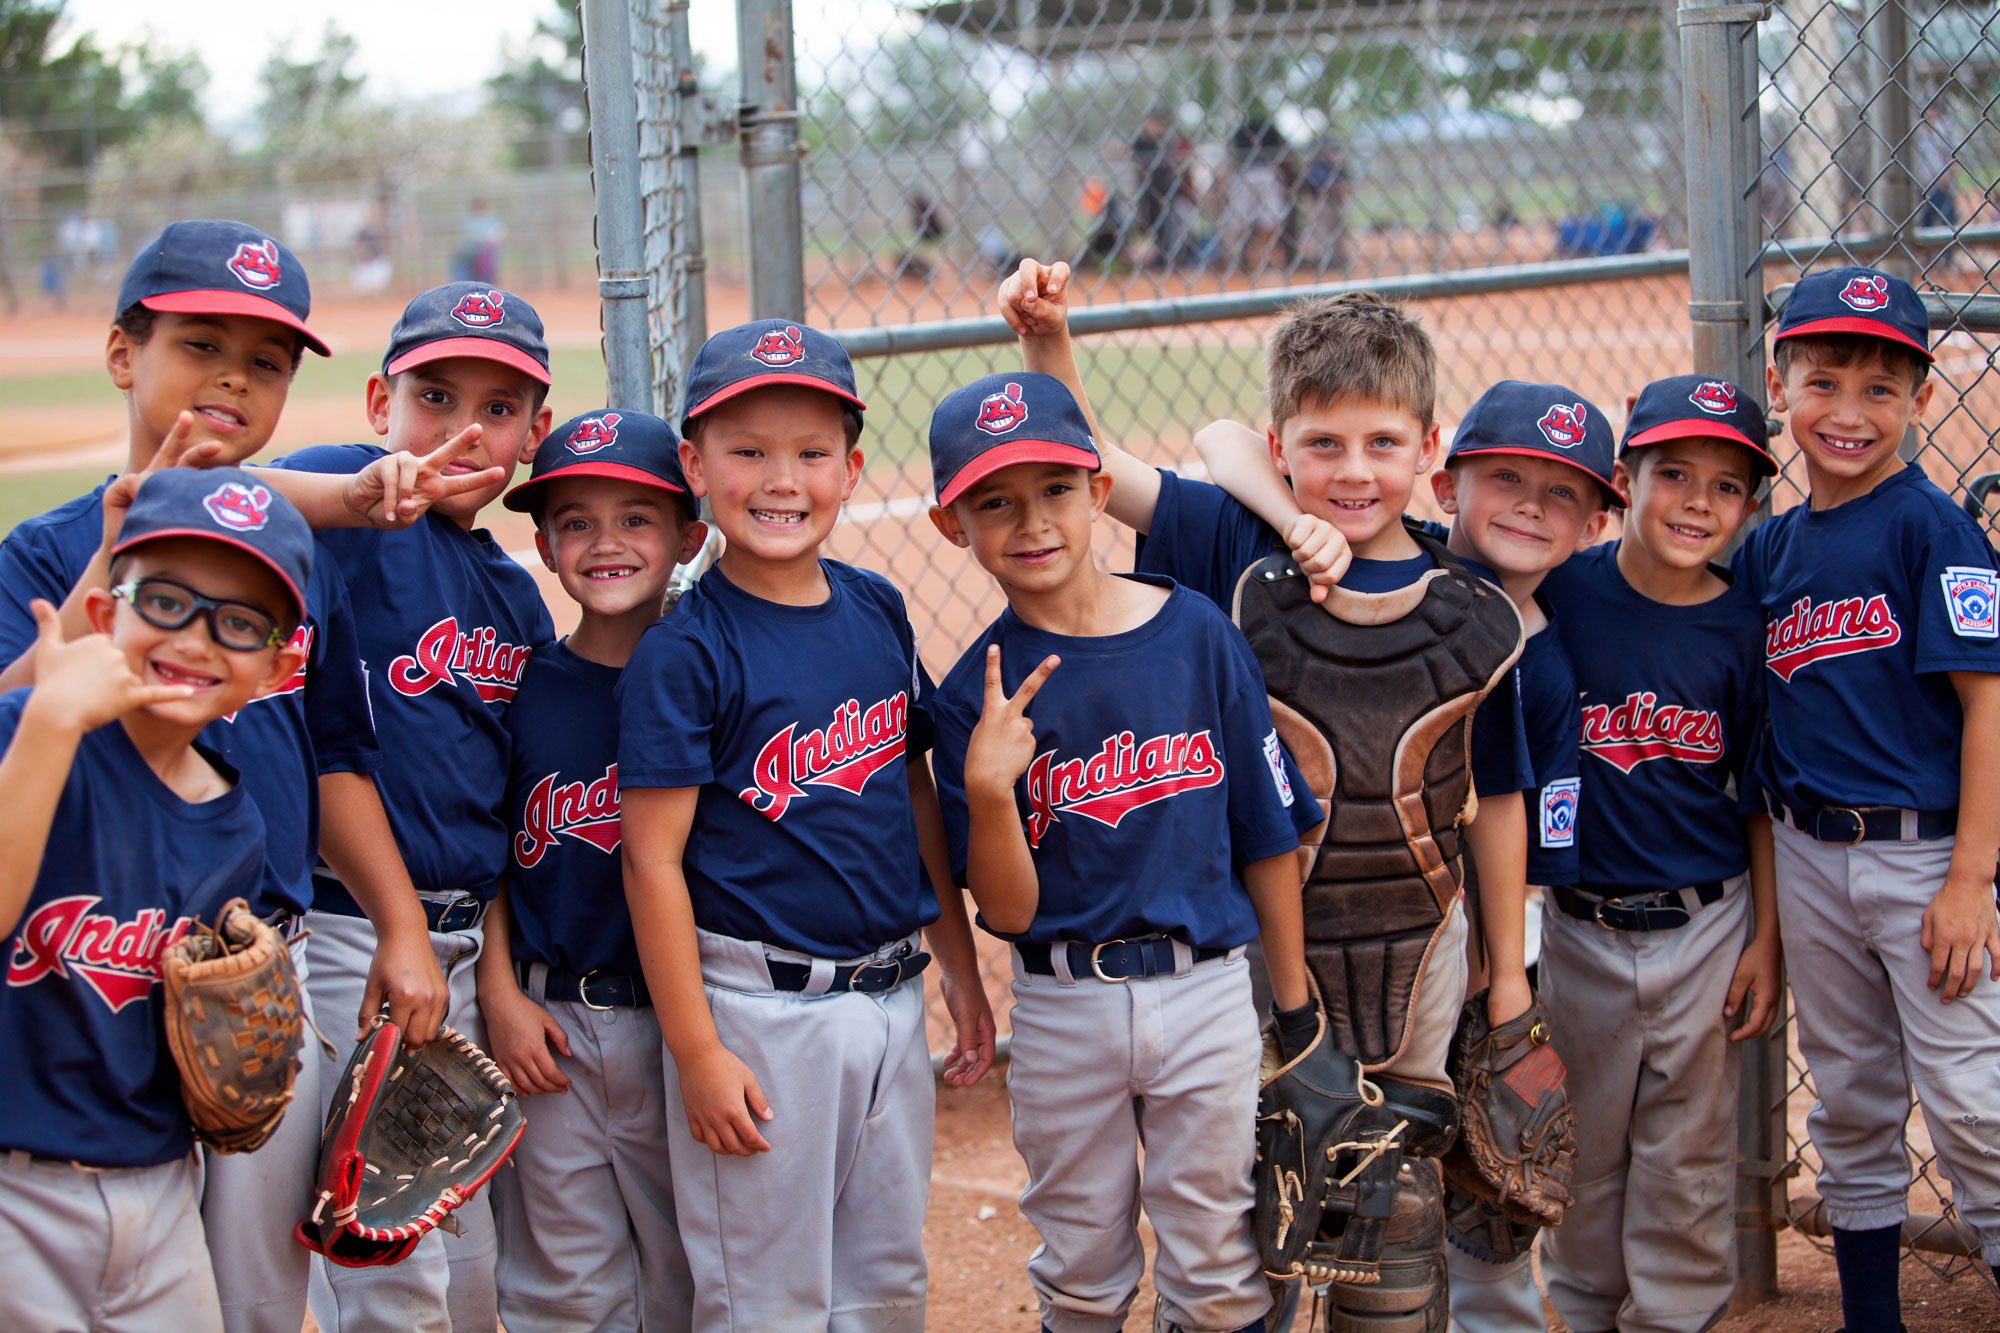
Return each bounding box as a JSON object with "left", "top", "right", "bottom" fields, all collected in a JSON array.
[{"left": 421, "top": 422, "right": 484, "bottom": 470}]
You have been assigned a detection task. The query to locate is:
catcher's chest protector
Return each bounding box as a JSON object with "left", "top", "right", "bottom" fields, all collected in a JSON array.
[{"left": 1232, "top": 532, "right": 1522, "bottom": 1068}]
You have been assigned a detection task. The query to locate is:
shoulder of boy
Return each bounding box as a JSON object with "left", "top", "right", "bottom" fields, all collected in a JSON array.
[{"left": 259, "top": 442, "right": 386, "bottom": 476}]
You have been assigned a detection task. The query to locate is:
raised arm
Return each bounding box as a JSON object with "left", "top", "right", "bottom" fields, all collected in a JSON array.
[
  {"left": 1193, "top": 419, "right": 1351, "bottom": 600},
  {"left": 253, "top": 425, "right": 504, "bottom": 530}
]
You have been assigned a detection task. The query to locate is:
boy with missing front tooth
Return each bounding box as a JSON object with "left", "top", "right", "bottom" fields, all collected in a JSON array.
[
  {"left": 617, "top": 319, "right": 993, "bottom": 1331},
  {"left": 999, "top": 261, "right": 1525, "bottom": 1327},
  {"left": 1738, "top": 266, "right": 2000, "bottom": 1331},
  {"left": 0, "top": 466, "right": 312, "bottom": 1333},
  {"left": 924, "top": 371, "right": 1314, "bottom": 1333},
  {"left": 477, "top": 410, "right": 707, "bottom": 1331},
  {"left": 264, "top": 280, "right": 559, "bottom": 1332},
  {"left": 0, "top": 219, "right": 451, "bottom": 1333}
]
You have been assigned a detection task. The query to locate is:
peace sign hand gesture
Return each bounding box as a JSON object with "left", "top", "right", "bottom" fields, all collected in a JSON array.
[
  {"left": 963, "top": 645, "right": 1059, "bottom": 801},
  {"left": 343, "top": 424, "right": 506, "bottom": 528}
]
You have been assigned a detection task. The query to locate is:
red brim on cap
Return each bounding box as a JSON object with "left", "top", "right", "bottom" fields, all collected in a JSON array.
[
  {"left": 110, "top": 527, "right": 307, "bottom": 621},
  {"left": 142, "top": 290, "right": 331, "bottom": 357},
  {"left": 1448, "top": 444, "right": 1627, "bottom": 508},
  {"left": 1623, "top": 419, "right": 1778, "bottom": 475},
  {"left": 1775, "top": 316, "right": 1933, "bottom": 360},
  {"left": 386, "top": 337, "right": 552, "bottom": 385},
  {"left": 937, "top": 440, "right": 1102, "bottom": 507},
  {"left": 683, "top": 372, "right": 868, "bottom": 423},
  {"left": 503, "top": 461, "right": 689, "bottom": 512}
]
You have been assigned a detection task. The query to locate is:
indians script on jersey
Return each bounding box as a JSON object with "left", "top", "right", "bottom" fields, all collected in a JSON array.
[
  {"left": 7, "top": 897, "right": 195, "bottom": 1013},
  {"left": 515, "top": 764, "right": 621, "bottom": 868},
  {"left": 389, "top": 617, "right": 532, "bottom": 701},
  {"left": 1765, "top": 593, "right": 1902, "bottom": 682},
  {"left": 1579, "top": 690, "right": 1725, "bottom": 774},
  {"left": 739, "top": 693, "right": 909, "bottom": 820},
  {"left": 1025, "top": 730, "right": 1225, "bottom": 847}
]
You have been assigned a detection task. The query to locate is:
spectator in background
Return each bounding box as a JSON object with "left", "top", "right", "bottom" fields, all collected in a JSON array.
[
  {"left": 1296, "top": 142, "right": 1353, "bottom": 271},
  {"left": 1917, "top": 101, "right": 1961, "bottom": 230},
  {"left": 1132, "top": 106, "right": 1191, "bottom": 268},
  {"left": 454, "top": 198, "right": 505, "bottom": 284},
  {"left": 898, "top": 192, "right": 948, "bottom": 283},
  {"left": 1222, "top": 110, "right": 1291, "bottom": 275}
]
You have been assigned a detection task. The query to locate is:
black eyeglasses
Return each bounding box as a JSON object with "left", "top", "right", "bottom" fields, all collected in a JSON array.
[{"left": 111, "top": 578, "right": 287, "bottom": 652}]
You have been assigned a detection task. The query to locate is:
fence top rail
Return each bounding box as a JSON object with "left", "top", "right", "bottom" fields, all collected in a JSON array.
[{"left": 833, "top": 250, "right": 1696, "bottom": 360}]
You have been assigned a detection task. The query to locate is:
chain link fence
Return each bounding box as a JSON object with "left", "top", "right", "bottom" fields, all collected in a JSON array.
[{"left": 614, "top": 0, "right": 2000, "bottom": 1311}]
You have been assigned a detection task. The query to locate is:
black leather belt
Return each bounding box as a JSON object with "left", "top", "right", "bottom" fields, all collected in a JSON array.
[
  {"left": 518, "top": 961, "right": 650, "bottom": 1010},
  {"left": 1017, "top": 936, "right": 1230, "bottom": 981},
  {"left": 1777, "top": 802, "right": 1957, "bottom": 845},
  {"left": 1553, "top": 883, "right": 1726, "bottom": 932},
  {"left": 312, "top": 876, "right": 487, "bottom": 934},
  {"left": 766, "top": 943, "right": 930, "bottom": 994},
  {"left": 260, "top": 907, "right": 303, "bottom": 940}
]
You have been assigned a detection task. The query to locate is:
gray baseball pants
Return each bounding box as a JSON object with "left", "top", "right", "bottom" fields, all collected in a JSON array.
[
  {"left": 491, "top": 972, "right": 693, "bottom": 1332},
  {"left": 303, "top": 897, "right": 493, "bottom": 1332}
]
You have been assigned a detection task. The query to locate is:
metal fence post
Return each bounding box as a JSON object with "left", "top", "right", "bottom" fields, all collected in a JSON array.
[
  {"left": 1679, "top": 0, "right": 1785, "bottom": 1310},
  {"left": 1863, "top": 0, "right": 1918, "bottom": 285},
  {"left": 736, "top": 0, "right": 806, "bottom": 321},
  {"left": 580, "top": 0, "right": 653, "bottom": 409}
]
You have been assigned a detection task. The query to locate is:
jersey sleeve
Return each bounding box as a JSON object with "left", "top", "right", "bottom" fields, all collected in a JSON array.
[
  {"left": 1469, "top": 666, "right": 1535, "bottom": 799},
  {"left": 900, "top": 613, "right": 936, "bottom": 759},
  {"left": 926, "top": 683, "right": 977, "bottom": 884},
  {"left": 1913, "top": 519, "right": 2000, "bottom": 675},
  {"left": 1216, "top": 626, "right": 1313, "bottom": 865},
  {"left": 0, "top": 528, "right": 75, "bottom": 670},
  {"left": 1132, "top": 469, "right": 1279, "bottom": 607},
  {"left": 615, "top": 623, "right": 722, "bottom": 789},
  {"left": 257, "top": 443, "right": 383, "bottom": 477},
  {"left": 300, "top": 560, "right": 380, "bottom": 776}
]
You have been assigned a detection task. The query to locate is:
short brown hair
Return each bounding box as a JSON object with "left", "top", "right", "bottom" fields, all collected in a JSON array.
[
  {"left": 1265, "top": 291, "right": 1436, "bottom": 430},
  {"left": 1774, "top": 331, "right": 1929, "bottom": 391}
]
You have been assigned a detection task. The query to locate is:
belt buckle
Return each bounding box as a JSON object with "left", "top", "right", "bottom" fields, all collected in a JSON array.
[
  {"left": 436, "top": 897, "right": 482, "bottom": 933},
  {"left": 1090, "top": 939, "right": 1133, "bottom": 984},
  {"left": 1827, "top": 806, "right": 1869, "bottom": 846},
  {"left": 1591, "top": 898, "right": 1621, "bottom": 931},
  {"left": 576, "top": 969, "right": 615, "bottom": 1012},
  {"left": 849, "top": 956, "right": 903, "bottom": 995}
]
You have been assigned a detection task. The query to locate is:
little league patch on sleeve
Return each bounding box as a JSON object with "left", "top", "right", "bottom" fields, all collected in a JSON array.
[
  {"left": 1263, "top": 729, "right": 1295, "bottom": 807},
  {"left": 1942, "top": 566, "right": 2000, "bottom": 639},
  {"left": 1540, "top": 777, "right": 1579, "bottom": 849}
]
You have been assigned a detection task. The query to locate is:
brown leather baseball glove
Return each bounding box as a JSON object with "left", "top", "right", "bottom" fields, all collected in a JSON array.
[
  {"left": 1441, "top": 988, "right": 1577, "bottom": 1228},
  {"left": 160, "top": 897, "right": 308, "bottom": 1154}
]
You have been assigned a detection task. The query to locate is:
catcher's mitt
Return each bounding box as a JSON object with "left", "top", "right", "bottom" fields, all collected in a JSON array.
[
  {"left": 1440, "top": 988, "right": 1576, "bottom": 1228},
  {"left": 160, "top": 897, "right": 307, "bottom": 1154},
  {"left": 295, "top": 1017, "right": 525, "bottom": 1267}
]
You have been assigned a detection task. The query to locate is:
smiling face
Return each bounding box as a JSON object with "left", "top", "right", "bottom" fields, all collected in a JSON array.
[
  {"left": 1616, "top": 438, "right": 1759, "bottom": 572},
  {"left": 1769, "top": 342, "right": 1933, "bottom": 505},
  {"left": 1270, "top": 395, "right": 1439, "bottom": 559},
  {"left": 1433, "top": 453, "right": 1609, "bottom": 581},
  {"left": 930, "top": 461, "right": 1107, "bottom": 600},
  {"left": 106, "top": 311, "right": 299, "bottom": 464},
  {"left": 369, "top": 357, "right": 554, "bottom": 522},
  {"left": 87, "top": 538, "right": 303, "bottom": 730},
  {"left": 679, "top": 385, "right": 862, "bottom": 581},
  {"left": 534, "top": 476, "right": 706, "bottom": 620}
]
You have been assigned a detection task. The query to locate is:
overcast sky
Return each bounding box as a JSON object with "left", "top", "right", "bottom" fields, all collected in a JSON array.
[{"left": 60, "top": 0, "right": 749, "bottom": 128}]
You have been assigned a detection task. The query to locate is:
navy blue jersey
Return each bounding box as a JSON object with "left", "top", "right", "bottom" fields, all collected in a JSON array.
[
  {"left": 0, "top": 484, "right": 379, "bottom": 916},
  {"left": 617, "top": 560, "right": 940, "bottom": 958},
  {"left": 1736, "top": 463, "right": 2000, "bottom": 811},
  {"left": 1446, "top": 545, "right": 1538, "bottom": 803},
  {"left": 1517, "top": 615, "right": 1582, "bottom": 886},
  {"left": 1343, "top": 552, "right": 1437, "bottom": 594},
  {"left": 931, "top": 579, "right": 1311, "bottom": 948},
  {"left": 266, "top": 444, "right": 555, "bottom": 902},
  {"left": 0, "top": 693, "right": 266, "bottom": 1166},
  {"left": 1544, "top": 542, "right": 1764, "bottom": 893},
  {"left": 503, "top": 640, "right": 635, "bottom": 975}
]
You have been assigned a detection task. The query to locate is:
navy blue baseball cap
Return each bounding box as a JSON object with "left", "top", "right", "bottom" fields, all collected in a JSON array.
[
  {"left": 1621, "top": 374, "right": 1777, "bottom": 476},
  {"left": 1448, "top": 380, "right": 1624, "bottom": 508},
  {"left": 504, "top": 409, "right": 692, "bottom": 515},
  {"left": 111, "top": 466, "right": 312, "bottom": 620},
  {"left": 382, "top": 282, "right": 551, "bottom": 385},
  {"left": 681, "top": 319, "right": 866, "bottom": 430},
  {"left": 929, "top": 372, "right": 1100, "bottom": 506},
  {"left": 1775, "top": 265, "right": 1932, "bottom": 361},
  {"left": 118, "top": 220, "right": 329, "bottom": 357}
]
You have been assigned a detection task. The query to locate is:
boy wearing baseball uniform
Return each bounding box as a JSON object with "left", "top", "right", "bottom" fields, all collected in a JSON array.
[
  {"left": 1739, "top": 266, "right": 2000, "bottom": 1331},
  {"left": 478, "top": 409, "right": 708, "bottom": 1331},
  {"left": 0, "top": 467, "right": 313, "bottom": 1333},
  {"left": 924, "top": 371, "right": 1315, "bottom": 1333},
  {"left": 263, "top": 281, "right": 558, "bottom": 1333},
  {"left": 1528, "top": 375, "right": 1784, "bottom": 1333},
  {"left": 618, "top": 319, "right": 994, "bottom": 1331},
  {"left": 0, "top": 220, "right": 454, "bottom": 1333},
  {"left": 1000, "top": 264, "right": 1532, "bottom": 1327}
]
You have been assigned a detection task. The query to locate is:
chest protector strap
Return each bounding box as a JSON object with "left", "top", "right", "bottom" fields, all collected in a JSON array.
[{"left": 1232, "top": 523, "right": 1523, "bottom": 1068}]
